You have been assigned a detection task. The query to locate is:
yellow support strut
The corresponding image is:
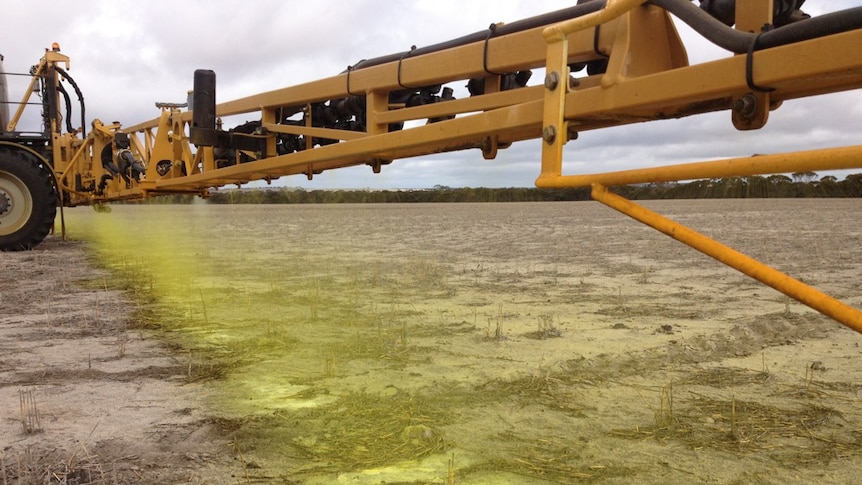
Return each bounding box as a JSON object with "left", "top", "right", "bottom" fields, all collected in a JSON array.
[
  {"left": 534, "top": 0, "right": 862, "bottom": 333},
  {"left": 591, "top": 183, "right": 862, "bottom": 334},
  {"left": 536, "top": 145, "right": 862, "bottom": 189}
]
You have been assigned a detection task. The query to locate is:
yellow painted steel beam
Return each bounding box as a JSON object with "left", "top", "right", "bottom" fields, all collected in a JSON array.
[
  {"left": 732, "top": 0, "right": 773, "bottom": 130},
  {"left": 56, "top": 138, "right": 91, "bottom": 194},
  {"left": 122, "top": 17, "right": 615, "bottom": 134},
  {"left": 123, "top": 16, "right": 862, "bottom": 197},
  {"left": 563, "top": 30, "right": 862, "bottom": 127},
  {"left": 119, "top": 10, "right": 862, "bottom": 204},
  {"left": 540, "top": 34, "right": 570, "bottom": 180},
  {"left": 536, "top": 145, "right": 862, "bottom": 188},
  {"left": 6, "top": 58, "right": 47, "bottom": 132},
  {"left": 543, "top": 0, "right": 647, "bottom": 41},
  {"left": 215, "top": 25, "right": 606, "bottom": 118},
  {"left": 151, "top": 98, "right": 545, "bottom": 190},
  {"left": 374, "top": 86, "right": 543, "bottom": 125},
  {"left": 261, "top": 122, "right": 368, "bottom": 142},
  {"left": 536, "top": 29, "right": 862, "bottom": 184},
  {"left": 591, "top": 183, "right": 862, "bottom": 334}
]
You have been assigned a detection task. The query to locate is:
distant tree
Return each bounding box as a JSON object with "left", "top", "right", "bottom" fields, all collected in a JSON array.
[
  {"left": 792, "top": 171, "right": 818, "bottom": 183},
  {"left": 263, "top": 189, "right": 284, "bottom": 204},
  {"left": 744, "top": 175, "right": 767, "bottom": 197},
  {"left": 816, "top": 175, "right": 844, "bottom": 197},
  {"left": 764, "top": 174, "right": 793, "bottom": 197},
  {"left": 207, "top": 192, "right": 230, "bottom": 204},
  {"left": 841, "top": 173, "right": 862, "bottom": 197}
]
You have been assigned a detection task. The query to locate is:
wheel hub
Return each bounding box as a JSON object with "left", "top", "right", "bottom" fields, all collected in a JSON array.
[
  {"left": 0, "top": 189, "right": 10, "bottom": 216},
  {"left": 0, "top": 169, "right": 34, "bottom": 235}
]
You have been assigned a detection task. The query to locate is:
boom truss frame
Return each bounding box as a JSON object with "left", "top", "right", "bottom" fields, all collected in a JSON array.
[{"left": 40, "top": 0, "right": 862, "bottom": 332}]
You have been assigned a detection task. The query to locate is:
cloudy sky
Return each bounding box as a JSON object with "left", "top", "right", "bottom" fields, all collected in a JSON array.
[{"left": 3, "top": 1, "right": 861, "bottom": 189}]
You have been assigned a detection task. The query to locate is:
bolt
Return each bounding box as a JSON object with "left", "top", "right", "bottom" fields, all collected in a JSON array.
[
  {"left": 544, "top": 71, "right": 560, "bottom": 91},
  {"left": 0, "top": 191, "right": 10, "bottom": 215},
  {"left": 732, "top": 93, "right": 758, "bottom": 120},
  {"left": 481, "top": 137, "right": 494, "bottom": 156},
  {"left": 542, "top": 125, "right": 557, "bottom": 144}
]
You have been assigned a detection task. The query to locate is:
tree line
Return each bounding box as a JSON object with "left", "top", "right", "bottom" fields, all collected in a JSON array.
[
  {"left": 199, "top": 172, "right": 862, "bottom": 204},
  {"left": 204, "top": 186, "right": 592, "bottom": 204},
  {"left": 144, "top": 172, "right": 862, "bottom": 204},
  {"left": 616, "top": 173, "right": 862, "bottom": 199}
]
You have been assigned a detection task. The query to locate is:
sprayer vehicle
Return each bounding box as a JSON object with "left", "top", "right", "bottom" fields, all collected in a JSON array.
[{"left": 1, "top": 0, "right": 862, "bottom": 333}]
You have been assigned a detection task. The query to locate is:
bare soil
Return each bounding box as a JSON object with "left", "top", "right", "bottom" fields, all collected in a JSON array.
[
  {"left": 0, "top": 237, "right": 241, "bottom": 484},
  {"left": 2, "top": 199, "right": 862, "bottom": 484}
]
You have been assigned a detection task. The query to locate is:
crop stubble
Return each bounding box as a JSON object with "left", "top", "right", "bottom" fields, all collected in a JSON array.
[{"left": 3, "top": 198, "right": 862, "bottom": 484}]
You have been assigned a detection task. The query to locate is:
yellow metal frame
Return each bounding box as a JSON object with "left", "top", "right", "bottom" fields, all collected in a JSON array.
[
  {"left": 5, "top": 51, "right": 70, "bottom": 133},
  {"left": 591, "top": 183, "right": 862, "bottom": 333},
  {"left": 533, "top": 1, "right": 862, "bottom": 333},
  {"left": 22, "top": 1, "right": 862, "bottom": 331}
]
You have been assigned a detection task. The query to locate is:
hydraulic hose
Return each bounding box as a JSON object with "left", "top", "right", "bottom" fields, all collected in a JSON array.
[
  {"left": 649, "top": 0, "right": 862, "bottom": 53},
  {"left": 348, "top": 1, "right": 608, "bottom": 71},
  {"left": 56, "top": 82, "right": 74, "bottom": 134},
  {"left": 56, "top": 67, "right": 86, "bottom": 136},
  {"left": 349, "top": 0, "right": 862, "bottom": 71}
]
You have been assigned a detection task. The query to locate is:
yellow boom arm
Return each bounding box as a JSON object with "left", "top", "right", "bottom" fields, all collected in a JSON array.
[{"left": 40, "top": 0, "right": 862, "bottom": 332}]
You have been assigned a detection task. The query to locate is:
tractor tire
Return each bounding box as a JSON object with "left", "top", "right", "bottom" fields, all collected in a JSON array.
[{"left": 0, "top": 148, "right": 57, "bottom": 251}]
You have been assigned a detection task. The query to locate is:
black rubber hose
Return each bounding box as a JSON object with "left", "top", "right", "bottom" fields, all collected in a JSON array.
[
  {"left": 348, "top": 0, "right": 862, "bottom": 72},
  {"left": 650, "top": 0, "right": 862, "bottom": 53},
  {"left": 348, "top": 1, "right": 608, "bottom": 72},
  {"left": 56, "top": 67, "right": 86, "bottom": 137},
  {"left": 757, "top": 7, "right": 862, "bottom": 49},
  {"left": 56, "top": 82, "right": 75, "bottom": 134}
]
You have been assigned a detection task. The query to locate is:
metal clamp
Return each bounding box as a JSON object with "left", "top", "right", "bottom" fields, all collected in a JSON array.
[
  {"left": 483, "top": 24, "right": 507, "bottom": 76},
  {"left": 746, "top": 31, "right": 776, "bottom": 93},
  {"left": 397, "top": 46, "right": 418, "bottom": 89}
]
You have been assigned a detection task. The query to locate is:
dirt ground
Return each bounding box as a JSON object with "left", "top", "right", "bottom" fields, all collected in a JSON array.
[
  {"left": 2, "top": 199, "right": 862, "bottom": 484},
  {"left": 0, "top": 237, "right": 242, "bottom": 484}
]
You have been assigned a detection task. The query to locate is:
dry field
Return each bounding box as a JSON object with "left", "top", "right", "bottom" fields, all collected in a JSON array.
[{"left": 2, "top": 199, "right": 862, "bottom": 484}]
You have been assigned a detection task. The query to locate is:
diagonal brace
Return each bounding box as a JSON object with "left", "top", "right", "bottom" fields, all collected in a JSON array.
[{"left": 591, "top": 183, "right": 862, "bottom": 334}]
